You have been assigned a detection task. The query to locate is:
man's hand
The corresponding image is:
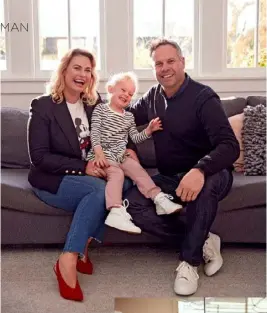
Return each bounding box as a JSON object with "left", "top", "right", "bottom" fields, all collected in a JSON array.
[
  {"left": 85, "top": 161, "right": 107, "bottom": 178},
  {"left": 176, "top": 168, "right": 205, "bottom": 202},
  {"left": 145, "top": 117, "right": 163, "bottom": 136},
  {"left": 125, "top": 148, "right": 140, "bottom": 163}
]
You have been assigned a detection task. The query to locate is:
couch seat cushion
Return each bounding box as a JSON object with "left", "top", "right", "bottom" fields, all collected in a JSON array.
[
  {"left": 1, "top": 169, "right": 71, "bottom": 216},
  {"left": 2, "top": 169, "right": 265, "bottom": 216},
  {"left": 219, "top": 172, "right": 266, "bottom": 212}
]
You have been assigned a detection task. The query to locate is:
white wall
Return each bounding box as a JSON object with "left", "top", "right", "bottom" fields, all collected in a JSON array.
[{"left": 1, "top": 77, "right": 266, "bottom": 109}]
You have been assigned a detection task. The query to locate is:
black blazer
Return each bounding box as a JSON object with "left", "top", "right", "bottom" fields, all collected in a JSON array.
[{"left": 27, "top": 94, "right": 101, "bottom": 194}]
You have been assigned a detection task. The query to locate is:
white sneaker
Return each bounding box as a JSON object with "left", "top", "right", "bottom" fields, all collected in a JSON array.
[
  {"left": 154, "top": 192, "right": 182, "bottom": 215},
  {"left": 203, "top": 232, "right": 223, "bottom": 276},
  {"left": 105, "top": 199, "right": 141, "bottom": 234},
  {"left": 174, "top": 261, "right": 199, "bottom": 296}
]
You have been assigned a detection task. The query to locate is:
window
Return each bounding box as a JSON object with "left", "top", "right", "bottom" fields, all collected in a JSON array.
[
  {"left": 178, "top": 298, "right": 204, "bottom": 313},
  {"left": 227, "top": 0, "right": 266, "bottom": 68},
  {"left": 0, "top": 0, "right": 6, "bottom": 70},
  {"left": 177, "top": 298, "right": 267, "bottom": 313},
  {"left": 133, "top": 0, "right": 194, "bottom": 69},
  {"left": 38, "top": 0, "right": 100, "bottom": 71}
]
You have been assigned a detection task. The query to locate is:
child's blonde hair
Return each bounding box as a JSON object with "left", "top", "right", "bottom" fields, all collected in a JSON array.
[{"left": 106, "top": 71, "right": 138, "bottom": 99}]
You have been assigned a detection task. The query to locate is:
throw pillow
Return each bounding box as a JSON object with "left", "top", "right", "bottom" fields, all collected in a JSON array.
[
  {"left": 228, "top": 113, "right": 244, "bottom": 172},
  {"left": 242, "top": 104, "right": 266, "bottom": 176}
]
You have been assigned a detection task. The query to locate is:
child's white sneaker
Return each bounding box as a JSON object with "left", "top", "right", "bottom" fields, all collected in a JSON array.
[
  {"left": 105, "top": 199, "right": 141, "bottom": 234},
  {"left": 154, "top": 192, "right": 183, "bottom": 215}
]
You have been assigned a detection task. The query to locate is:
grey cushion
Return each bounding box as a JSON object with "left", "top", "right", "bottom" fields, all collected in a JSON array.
[
  {"left": 242, "top": 104, "right": 266, "bottom": 176},
  {"left": 219, "top": 172, "right": 266, "bottom": 212},
  {"left": 247, "top": 96, "right": 266, "bottom": 107},
  {"left": 1, "top": 169, "right": 71, "bottom": 216},
  {"left": 1, "top": 169, "right": 266, "bottom": 217},
  {"left": 1, "top": 107, "right": 30, "bottom": 169},
  {"left": 221, "top": 97, "right": 247, "bottom": 117}
]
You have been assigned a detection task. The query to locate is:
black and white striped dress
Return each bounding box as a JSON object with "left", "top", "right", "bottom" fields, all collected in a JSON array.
[{"left": 87, "top": 103, "right": 149, "bottom": 163}]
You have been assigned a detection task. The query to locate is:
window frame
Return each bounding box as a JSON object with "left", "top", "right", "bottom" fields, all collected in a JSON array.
[
  {"left": 32, "top": 0, "right": 106, "bottom": 79},
  {"left": 222, "top": 0, "right": 266, "bottom": 77},
  {"left": 0, "top": 0, "right": 265, "bottom": 81},
  {"left": 130, "top": 0, "right": 199, "bottom": 79},
  {"left": 1, "top": 0, "right": 12, "bottom": 76}
]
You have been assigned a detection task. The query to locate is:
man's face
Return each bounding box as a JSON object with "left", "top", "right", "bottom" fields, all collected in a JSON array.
[{"left": 151, "top": 44, "right": 185, "bottom": 91}]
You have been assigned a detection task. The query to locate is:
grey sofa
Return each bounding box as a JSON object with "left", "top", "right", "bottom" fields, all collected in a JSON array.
[{"left": 1, "top": 96, "right": 266, "bottom": 245}]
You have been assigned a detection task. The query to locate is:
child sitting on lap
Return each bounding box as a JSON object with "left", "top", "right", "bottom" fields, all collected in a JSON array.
[{"left": 86, "top": 72, "right": 182, "bottom": 234}]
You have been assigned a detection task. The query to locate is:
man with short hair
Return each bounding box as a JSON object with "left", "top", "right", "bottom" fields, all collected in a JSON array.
[{"left": 126, "top": 38, "right": 240, "bottom": 295}]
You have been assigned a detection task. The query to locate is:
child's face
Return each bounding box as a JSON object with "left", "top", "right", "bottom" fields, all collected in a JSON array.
[{"left": 109, "top": 79, "right": 136, "bottom": 108}]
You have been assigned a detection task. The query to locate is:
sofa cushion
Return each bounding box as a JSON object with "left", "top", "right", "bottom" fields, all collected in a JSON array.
[
  {"left": 218, "top": 172, "right": 266, "bottom": 212},
  {"left": 228, "top": 113, "right": 244, "bottom": 172},
  {"left": 246, "top": 96, "right": 266, "bottom": 107},
  {"left": 1, "top": 169, "right": 265, "bottom": 216},
  {"left": 1, "top": 169, "right": 71, "bottom": 216},
  {"left": 221, "top": 97, "right": 247, "bottom": 117},
  {"left": 1, "top": 107, "right": 30, "bottom": 169}
]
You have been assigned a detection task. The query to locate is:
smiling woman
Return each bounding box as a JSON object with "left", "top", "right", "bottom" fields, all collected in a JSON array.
[
  {"left": 47, "top": 48, "right": 98, "bottom": 105},
  {"left": 27, "top": 48, "right": 133, "bottom": 302}
]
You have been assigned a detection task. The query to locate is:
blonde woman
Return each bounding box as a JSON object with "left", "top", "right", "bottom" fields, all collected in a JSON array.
[{"left": 27, "top": 49, "right": 132, "bottom": 301}]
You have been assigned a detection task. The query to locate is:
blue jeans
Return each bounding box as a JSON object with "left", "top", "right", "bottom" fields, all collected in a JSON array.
[{"left": 33, "top": 175, "right": 132, "bottom": 255}]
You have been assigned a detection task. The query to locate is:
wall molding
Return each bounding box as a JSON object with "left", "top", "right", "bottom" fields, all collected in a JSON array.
[{"left": 1, "top": 77, "right": 266, "bottom": 95}]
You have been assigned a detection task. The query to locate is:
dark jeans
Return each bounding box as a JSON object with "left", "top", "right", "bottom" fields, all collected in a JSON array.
[{"left": 125, "top": 169, "right": 233, "bottom": 266}]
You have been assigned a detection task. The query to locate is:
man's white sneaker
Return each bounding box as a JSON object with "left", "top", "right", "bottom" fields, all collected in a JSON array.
[
  {"left": 154, "top": 192, "right": 182, "bottom": 215},
  {"left": 105, "top": 199, "right": 141, "bottom": 234},
  {"left": 203, "top": 232, "right": 223, "bottom": 276},
  {"left": 174, "top": 261, "right": 199, "bottom": 296}
]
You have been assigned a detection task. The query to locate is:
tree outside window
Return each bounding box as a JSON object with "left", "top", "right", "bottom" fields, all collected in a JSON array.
[{"left": 227, "top": 0, "right": 266, "bottom": 68}]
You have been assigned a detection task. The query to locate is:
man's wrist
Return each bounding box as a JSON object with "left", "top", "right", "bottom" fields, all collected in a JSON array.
[{"left": 193, "top": 167, "right": 205, "bottom": 177}]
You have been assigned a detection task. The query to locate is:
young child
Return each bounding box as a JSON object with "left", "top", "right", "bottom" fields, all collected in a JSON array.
[{"left": 86, "top": 72, "right": 182, "bottom": 234}]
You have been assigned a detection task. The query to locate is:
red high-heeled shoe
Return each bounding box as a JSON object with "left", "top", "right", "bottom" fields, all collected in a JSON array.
[
  {"left": 53, "top": 260, "right": 83, "bottom": 301},
  {"left": 76, "top": 258, "right": 93, "bottom": 275}
]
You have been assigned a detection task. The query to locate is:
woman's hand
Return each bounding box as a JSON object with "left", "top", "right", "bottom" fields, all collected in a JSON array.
[{"left": 85, "top": 161, "right": 107, "bottom": 178}]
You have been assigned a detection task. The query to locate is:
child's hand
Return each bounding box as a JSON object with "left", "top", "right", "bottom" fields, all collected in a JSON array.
[
  {"left": 94, "top": 151, "right": 109, "bottom": 168},
  {"left": 146, "top": 117, "right": 163, "bottom": 136},
  {"left": 94, "top": 153, "right": 109, "bottom": 168}
]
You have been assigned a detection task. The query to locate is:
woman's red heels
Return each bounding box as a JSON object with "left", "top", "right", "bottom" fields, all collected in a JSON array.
[
  {"left": 53, "top": 260, "right": 83, "bottom": 301},
  {"left": 76, "top": 258, "right": 93, "bottom": 275}
]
